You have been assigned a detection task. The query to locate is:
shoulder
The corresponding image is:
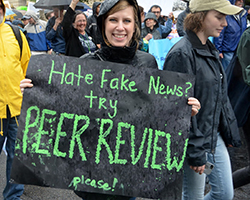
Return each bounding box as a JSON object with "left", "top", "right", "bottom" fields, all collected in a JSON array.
[{"left": 135, "top": 50, "right": 158, "bottom": 69}]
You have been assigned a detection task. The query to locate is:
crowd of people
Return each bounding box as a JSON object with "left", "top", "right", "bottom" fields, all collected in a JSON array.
[{"left": 1, "top": 0, "right": 250, "bottom": 199}]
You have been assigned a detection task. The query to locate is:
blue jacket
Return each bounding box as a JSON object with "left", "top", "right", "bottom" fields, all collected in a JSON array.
[
  {"left": 25, "top": 19, "right": 51, "bottom": 52},
  {"left": 157, "top": 18, "right": 172, "bottom": 38},
  {"left": 214, "top": 0, "right": 247, "bottom": 53},
  {"left": 46, "top": 16, "right": 65, "bottom": 54}
]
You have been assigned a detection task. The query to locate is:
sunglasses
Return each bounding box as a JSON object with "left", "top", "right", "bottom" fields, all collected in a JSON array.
[{"left": 152, "top": 11, "right": 161, "bottom": 14}]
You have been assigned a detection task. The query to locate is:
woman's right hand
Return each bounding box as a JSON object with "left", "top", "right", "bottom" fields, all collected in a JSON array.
[
  {"left": 70, "top": 0, "right": 79, "bottom": 10},
  {"left": 144, "top": 33, "right": 153, "bottom": 41},
  {"left": 190, "top": 165, "right": 206, "bottom": 175},
  {"left": 20, "top": 79, "right": 33, "bottom": 94}
]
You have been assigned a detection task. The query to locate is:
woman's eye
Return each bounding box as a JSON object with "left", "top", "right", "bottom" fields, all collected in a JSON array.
[
  {"left": 124, "top": 19, "right": 131, "bottom": 23},
  {"left": 109, "top": 18, "right": 117, "bottom": 22}
]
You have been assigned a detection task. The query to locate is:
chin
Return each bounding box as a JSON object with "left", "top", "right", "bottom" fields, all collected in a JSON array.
[{"left": 110, "top": 42, "right": 127, "bottom": 47}]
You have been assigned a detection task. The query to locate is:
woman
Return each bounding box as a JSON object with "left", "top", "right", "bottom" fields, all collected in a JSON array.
[
  {"left": 61, "top": 0, "right": 96, "bottom": 57},
  {"left": 140, "top": 12, "right": 161, "bottom": 52},
  {"left": 163, "top": 0, "right": 242, "bottom": 199},
  {"left": 21, "top": 0, "right": 201, "bottom": 199},
  {"left": 141, "top": 12, "right": 161, "bottom": 41}
]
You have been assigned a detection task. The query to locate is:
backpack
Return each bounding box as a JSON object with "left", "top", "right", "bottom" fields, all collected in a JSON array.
[{"left": 8, "top": 23, "right": 23, "bottom": 60}]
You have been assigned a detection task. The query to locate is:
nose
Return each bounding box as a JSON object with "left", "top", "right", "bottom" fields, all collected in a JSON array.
[
  {"left": 116, "top": 20, "right": 124, "bottom": 31},
  {"left": 222, "top": 17, "right": 227, "bottom": 27}
]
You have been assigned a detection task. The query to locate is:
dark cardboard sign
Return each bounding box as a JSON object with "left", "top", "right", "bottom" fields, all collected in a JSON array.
[{"left": 11, "top": 55, "right": 194, "bottom": 199}]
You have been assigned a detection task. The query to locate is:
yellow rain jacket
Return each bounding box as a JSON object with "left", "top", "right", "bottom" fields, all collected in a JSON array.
[{"left": 0, "top": 0, "right": 31, "bottom": 122}]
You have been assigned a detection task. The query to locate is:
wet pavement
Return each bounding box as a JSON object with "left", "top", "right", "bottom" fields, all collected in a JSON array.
[{"left": 0, "top": 128, "right": 249, "bottom": 199}]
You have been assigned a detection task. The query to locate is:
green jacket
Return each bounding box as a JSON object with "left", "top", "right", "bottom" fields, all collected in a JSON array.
[{"left": 237, "top": 27, "right": 250, "bottom": 86}]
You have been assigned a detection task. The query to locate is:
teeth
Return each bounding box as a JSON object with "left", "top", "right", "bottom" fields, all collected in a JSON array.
[{"left": 115, "top": 35, "right": 125, "bottom": 38}]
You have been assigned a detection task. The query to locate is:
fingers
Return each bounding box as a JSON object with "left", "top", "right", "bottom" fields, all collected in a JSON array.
[
  {"left": 190, "top": 165, "right": 206, "bottom": 175},
  {"left": 20, "top": 79, "right": 33, "bottom": 94},
  {"left": 188, "top": 97, "right": 201, "bottom": 116}
]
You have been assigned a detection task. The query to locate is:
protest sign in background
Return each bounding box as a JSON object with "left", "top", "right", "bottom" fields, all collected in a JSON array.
[
  {"left": 11, "top": 55, "right": 194, "bottom": 199},
  {"left": 149, "top": 38, "right": 182, "bottom": 70}
]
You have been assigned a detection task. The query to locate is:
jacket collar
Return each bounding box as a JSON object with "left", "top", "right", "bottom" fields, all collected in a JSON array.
[
  {"left": 95, "top": 41, "right": 137, "bottom": 63},
  {"left": 186, "top": 30, "right": 219, "bottom": 59}
]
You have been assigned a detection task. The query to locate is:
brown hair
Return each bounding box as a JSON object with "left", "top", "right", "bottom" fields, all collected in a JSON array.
[
  {"left": 139, "top": 5, "right": 144, "bottom": 13},
  {"left": 101, "top": 0, "right": 141, "bottom": 49},
  {"left": 184, "top": 11, "right": 208, "bottom": 33}
]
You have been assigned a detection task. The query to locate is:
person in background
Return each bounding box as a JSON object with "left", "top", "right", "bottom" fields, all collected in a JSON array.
[
  {"left": 61, "top": 0, "right": 96, "bottom": 57},
  {"left": 166, "top": 12, "right": 179, "bottom": 39},
  {"left": 163, "top": 0, "right": 243, "bottom": 199},
  {"left": 12, "top": 19, "right": 27, "bottom": 35},
  {"left": 228, "top": 26, "right": 250, "bottom": 190},
  {"left": 20, "top": 0, "right": 201, "bottom": 199},
  {"left": 45, "top": 10, "right": 54, "bottom": 21},
  {"left": 138, "top": 5, "right": 145, "bottom": 23},
  {"left": 38, "top": 10, "right": 47, "bottom": 21},
  {"left": 141, "top": 12, "right": 161, "bottom": 52},
  {"left": 46, "top": 6, "right": 66, "bottom": 55},
  {"left": 148, "top": 5, "right": 172, "bottom": 38},
  {"left": 213, "top": 0, "right": 247, "bottom": 70},
  {"left": 21, "top": 15, "right": 29, "bottom": 26},
  {"left": 24, "top": 10, "right": 51, "bottom": 55},
  {"left": 176, "top": 0, "right": 190, "bottom": 36},
  {"left": 141, "top": 12, "right": 161, "bottom": 40},
  {"left": 86, "top": 2, "right": 102, "bottom": 48},
  {"left": 0, "top": 0, "right": 31, "bottom": 199}
]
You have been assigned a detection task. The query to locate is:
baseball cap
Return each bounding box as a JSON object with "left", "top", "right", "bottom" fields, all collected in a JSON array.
[
  {"left": 22, "top": 15, "right": 31, "bottom": 20},
  {"left": 190, "top": 0, "right": 243, "bottom": 15}
]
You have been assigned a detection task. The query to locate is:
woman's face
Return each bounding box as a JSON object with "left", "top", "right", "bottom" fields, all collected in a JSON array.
[
  {"left": 74, "top": 14, "right": 87, "bottom": 34},
  {"left": 202, "top": 10, "right": 227, "bottom": 38},
  {"left": 145, "top": 18, "right": 156, "bottom": 29},
  {"left": 104, "top": 6, "right": 135, "bottom": 47}
]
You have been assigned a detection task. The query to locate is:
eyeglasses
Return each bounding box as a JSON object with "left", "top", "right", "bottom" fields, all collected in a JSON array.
[{"left": 152, "top": 11, "right": 161, "bottom": 14}]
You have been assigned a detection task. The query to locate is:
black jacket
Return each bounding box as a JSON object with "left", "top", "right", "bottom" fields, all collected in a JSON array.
[
  {"left": 82, "top": 41, "right": 158, "bottom": 69},
  {"left": 62, "top": 7, "right": 88, "bottom": 57},
  {"left": 86, "top": 2, "right": 102, "bottom": 46},
  {"left": 176, "top": 7, "right": 190, "bottom": 37},
  {"left": 163, "top": 30, "right": 241, "bottom": 166}
]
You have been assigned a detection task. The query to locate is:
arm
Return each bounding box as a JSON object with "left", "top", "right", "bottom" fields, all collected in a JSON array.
[
  {"left": 164, "top": 50, "right": 207, "bottom": 172},
  {"left": 160, "top": 19, "right": 172, "bottom": 38},
  {"left": 237, "top": 28, "right": 250, "bottom": 86},
  {"left": 61, "top": 7, "right": 76, "bottom": 40},
  {"left": 46, "top": 18, "right": 58, "bottom": 40},
  {"left": 176, "top": 12, "right": 186, "bottom": 37}
]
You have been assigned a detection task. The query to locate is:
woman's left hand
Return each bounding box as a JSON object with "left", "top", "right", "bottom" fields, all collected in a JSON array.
[
  {"left": 188, "top": 97, "right": 201, "bottom": 117},
  {"left": 20, "top": 78, "right": 33, "bottom": 94}
]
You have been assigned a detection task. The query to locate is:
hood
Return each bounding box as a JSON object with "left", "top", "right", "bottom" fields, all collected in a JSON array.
[
  {"left": 24, "top": 10, "right": 39, "bottom": 22},
  {"left": 92, "top": 2, "right": 101, "bottom": 15},
  {"left": 97, "top": 0, "right": 141, "bottom": 36},
  {"left": 148, "top": 5, "right": 162, "bottom": 12},
  {"left": 0, "top": 0, "right": 6, "bottom": 25},
  {"left": 144, "top": 12, "right": 158, "bottom": 22},
  {"left": 144, "top": 12, "right": 159, "bottom": 28}
]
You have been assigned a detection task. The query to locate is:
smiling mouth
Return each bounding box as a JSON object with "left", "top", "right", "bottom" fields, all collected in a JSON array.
[{"left": 113, "top": 34, "right": 126, "bottom": 38}]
